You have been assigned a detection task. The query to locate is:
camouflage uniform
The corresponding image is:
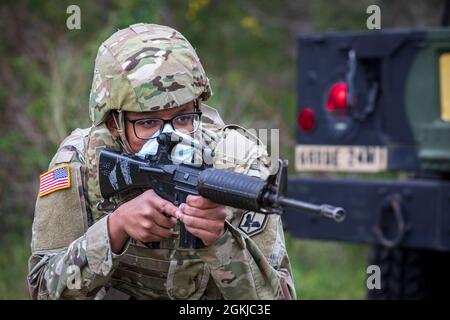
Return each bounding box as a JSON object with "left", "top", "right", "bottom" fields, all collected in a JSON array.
[{"left": 27, "top": 23, "right": 297, "bottom": 300}]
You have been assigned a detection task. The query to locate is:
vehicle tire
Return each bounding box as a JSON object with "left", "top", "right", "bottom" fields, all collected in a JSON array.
[{"left": 366, "top": 244, "right": 450, "bottom": 299}]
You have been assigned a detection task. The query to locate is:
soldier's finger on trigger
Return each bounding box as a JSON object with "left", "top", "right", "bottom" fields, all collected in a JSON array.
[
  {"left": 147, "top": 208, "right": 177, "bottom": 229},
  {"left": 162, "top": 201, "right": 179, "bottom": 216},
  {"left": 147, "top": 191, "right": 178, "bottom": 216}
]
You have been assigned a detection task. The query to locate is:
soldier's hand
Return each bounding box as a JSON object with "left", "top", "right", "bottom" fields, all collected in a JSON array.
[
  {"left": 175, "top": 195, "right": 227, "bottom": 246},
  {"left": 109, "top": 189, "right": 178, "bottom": 252}
]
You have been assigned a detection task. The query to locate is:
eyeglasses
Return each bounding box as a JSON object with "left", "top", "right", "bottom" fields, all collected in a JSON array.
[{"left": 126, "top": 112, "right": 202, "bottom": 140}]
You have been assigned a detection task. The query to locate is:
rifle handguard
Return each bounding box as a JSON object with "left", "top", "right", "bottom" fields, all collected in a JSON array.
[{"left": 197, "top": 168, "right": 267, "bottom": 212}]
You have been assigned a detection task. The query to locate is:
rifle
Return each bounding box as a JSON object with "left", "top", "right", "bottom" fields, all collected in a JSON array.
[{"left": 98, "top": 132, "right": 345, "bottom": 249}]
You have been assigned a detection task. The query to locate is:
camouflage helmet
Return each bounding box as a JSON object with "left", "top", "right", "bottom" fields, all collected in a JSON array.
[{"left": 89, "top": 23, "right": 212, "bottom": 126}]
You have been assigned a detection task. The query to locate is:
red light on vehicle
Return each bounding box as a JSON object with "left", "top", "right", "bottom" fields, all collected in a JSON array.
[
  {"left": 298, "top": 108, "right": 315, "bottom": 132},
  {"left": 327, "top": 82, "right": 348, "bottom": 112}
]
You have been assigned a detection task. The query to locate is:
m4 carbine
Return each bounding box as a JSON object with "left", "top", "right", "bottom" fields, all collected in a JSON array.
[{"left": 98, "top": 132, "right": 345, "bottom": 249}]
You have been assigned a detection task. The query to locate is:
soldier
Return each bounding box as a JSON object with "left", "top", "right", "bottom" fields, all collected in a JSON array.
[{"left": 27, "top": 23, "right": 297, "bottom": 300}]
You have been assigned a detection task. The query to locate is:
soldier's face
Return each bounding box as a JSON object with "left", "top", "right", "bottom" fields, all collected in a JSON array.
[{"left": 125, "top": 101, "right": 196, "bottom": 153}]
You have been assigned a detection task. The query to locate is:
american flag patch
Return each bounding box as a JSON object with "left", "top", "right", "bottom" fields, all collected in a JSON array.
[{"left": 38, "top": 165, "right": 71, "bottom": 197}]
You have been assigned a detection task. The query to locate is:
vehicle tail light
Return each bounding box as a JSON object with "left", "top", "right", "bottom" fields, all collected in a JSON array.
[
  {"left": 327, "top": 82, "right": 348, "bottom": 112},
  {"left": 298, "top": 108, "right": 315, "bottom": 132}
]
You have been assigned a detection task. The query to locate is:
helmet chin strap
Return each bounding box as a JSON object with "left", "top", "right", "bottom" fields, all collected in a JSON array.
[{"left": 112, "top": 110, "right": 134, "bottom": 154}]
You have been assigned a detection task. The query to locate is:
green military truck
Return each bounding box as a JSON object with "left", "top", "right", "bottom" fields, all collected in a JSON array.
[{"left": 284, "top": 27, "right": 450, "bottom": 299}]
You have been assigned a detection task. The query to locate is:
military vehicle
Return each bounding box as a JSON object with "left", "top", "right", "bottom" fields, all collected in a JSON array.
[{"left": 284, "top": 27, "right": 450, "bottom": 299}]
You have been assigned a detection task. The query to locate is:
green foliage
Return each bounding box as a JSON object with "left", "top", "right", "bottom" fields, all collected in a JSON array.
[
  {"left": 286, "top": 235, "right": 369, "bottom": 299},
  {"left": 312, "top": 0, "right": 375, "bottom": 32},
  {"left": 0, "top": 131, "right": 23, "bottom": 154},
  {"left": 0, "top": 235, "right": 31, "bottom": 300}
]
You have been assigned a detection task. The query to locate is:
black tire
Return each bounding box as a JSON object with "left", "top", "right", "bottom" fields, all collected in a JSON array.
[{"left": 366, "top": 244, "right": 450, "bottom": 300}]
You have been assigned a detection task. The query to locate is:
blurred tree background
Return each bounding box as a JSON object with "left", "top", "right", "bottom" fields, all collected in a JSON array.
[{"left": 0, "top": 0, "right": 445, "bottom": 299}]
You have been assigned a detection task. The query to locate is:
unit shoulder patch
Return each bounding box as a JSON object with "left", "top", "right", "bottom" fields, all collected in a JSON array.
[
  {"left": 38, "top": 164, "right": 71, "bottom": 197},
  {"left": 238, "top": 211, "right": 268, "bottom": 236}
]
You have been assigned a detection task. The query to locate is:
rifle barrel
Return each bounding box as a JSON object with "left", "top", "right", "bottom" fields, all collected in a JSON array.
[{"left": 278, "top": 196, "right": 346, "bottom": 222}]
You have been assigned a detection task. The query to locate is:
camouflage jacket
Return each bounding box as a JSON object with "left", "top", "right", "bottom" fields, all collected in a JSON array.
[{"left": 27, "top": 105, "right": 297, "bottom": 300}]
